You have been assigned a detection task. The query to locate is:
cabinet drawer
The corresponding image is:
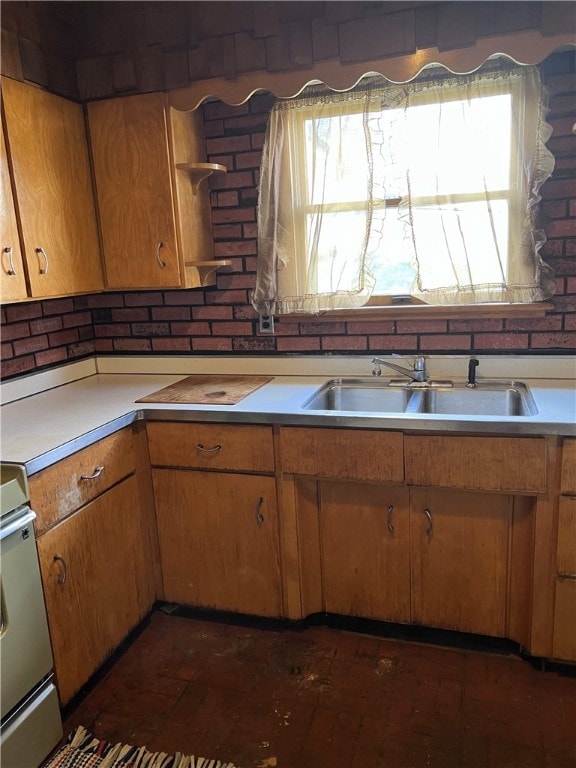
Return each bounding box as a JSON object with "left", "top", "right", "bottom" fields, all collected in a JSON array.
[
  {"left": 404, "top": 435, "right": 547, "bottom": 493},
  {"left": 558, "top": 495, "right": 576, "bottom": 576},
  {"left": 30, "top": 428, "right": 135, "bottom": 536},
  {"left": 147, "top": 423, "right": 275, "bottom": 473},
  {"left": 561, "top": 439, "right": 576, "bottom": 495},
  {"left": 280, "top": 427, "right": 404, "bottom": 483}
]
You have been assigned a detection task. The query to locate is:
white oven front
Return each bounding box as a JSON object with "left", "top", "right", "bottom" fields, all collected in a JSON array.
[{"left": 0, "top": 505, "right": 63, "bottom": 767}]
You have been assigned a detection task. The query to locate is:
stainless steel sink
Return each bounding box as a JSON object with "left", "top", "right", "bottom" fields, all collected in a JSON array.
[
  {"left": 301, "top": 378, "right": 412, "bottom": 412},
  {"left": 302, "top": 378, "right": 537, "bottom": 417},
  {"left": 411, "top": 381, "right": 538, "bottom": 417}
]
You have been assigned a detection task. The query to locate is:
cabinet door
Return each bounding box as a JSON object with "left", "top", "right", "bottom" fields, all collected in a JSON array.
[
  {"left": 88, "top": 93, "right": 181, "bottom": 289},
  {"left": 153, "top": 469, "right": 282, "bottom": 617},
  {"left": 36, "top": 475, "right": 153, "bottom": 705},
  {"left": 561, "top": 439, "right": 576, "bottom": 495},
  {"left": 0, "top": 123, "right": 28, "bottom": 302},
  {"left": 319, "top": 482, "right": 410, "bottom": 623},
  {"left": 2, "top": 77, "right": 103, "bottom": 298},
  {"left": 410, "top": 488, "right": 511, "bottom": 637},
  {"left": 553, "top": 495, "right": 576, "bottom": 660}
]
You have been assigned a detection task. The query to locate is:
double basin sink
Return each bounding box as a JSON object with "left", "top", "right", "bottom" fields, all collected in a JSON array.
[{"left": 302, "top": 379, "right": 537, "bottom": 417}]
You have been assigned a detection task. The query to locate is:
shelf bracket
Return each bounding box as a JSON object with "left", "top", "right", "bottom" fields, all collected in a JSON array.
[
  {"left": 184, "top": 259, "right": 232, "bottom": 287},
  {"left": 176, "top": 162, "right": 227, "bottom": 195}
]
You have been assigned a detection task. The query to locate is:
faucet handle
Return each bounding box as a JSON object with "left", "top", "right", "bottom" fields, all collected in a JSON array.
[{"left": 414, "top": 356, "right": 426, "bottom": 371}]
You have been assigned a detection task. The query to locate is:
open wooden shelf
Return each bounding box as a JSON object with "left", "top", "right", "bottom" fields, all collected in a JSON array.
[
  {"left": 176, "top": 162, "right": 227, "bottom": 194},
  {"left": 184, "top": 259, "right": 232, "bottom": 287}
]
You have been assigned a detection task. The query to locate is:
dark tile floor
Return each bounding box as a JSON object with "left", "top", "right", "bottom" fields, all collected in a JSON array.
[{"left": 62, "top": 609, "right": 576, "bottom": 768}]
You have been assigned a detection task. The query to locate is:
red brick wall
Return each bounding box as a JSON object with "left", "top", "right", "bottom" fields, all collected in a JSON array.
[
  {"left": 1, "top": 297, "right": 95, "bottom": 379},
  {"left": 1, "top": 52, "right": 574, "bottom": 380}
]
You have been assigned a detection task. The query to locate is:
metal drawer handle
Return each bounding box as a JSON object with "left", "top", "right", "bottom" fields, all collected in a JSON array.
[
  {"left": 54, "top": 555, "right": 67, "bottom": 585},
  {"left": 80, "top": 466, "right": 104, "bottom": 480},
  {"left": 35, "top": 247, "right": 49, "bottom": 274},
  {"left": 3, "top": 246, "right": 16, "bottom": 275},
  {"left": 423, "top": 508, "right": 433, "bottom": 537},
  {"left": 196, "top": 444, "right": 221, "bottom": 453},
  {"left": 558, "top": 572, "right": 576, "bottom": 581},
  {"left": 255, "top": 496, "right": 264, "bottom": 526},
  {"left": 156, "top": 241, "right": 166, "bottom": 269},
  {"left": 386, "top": 504, "right": 394, "bottom": 533}
]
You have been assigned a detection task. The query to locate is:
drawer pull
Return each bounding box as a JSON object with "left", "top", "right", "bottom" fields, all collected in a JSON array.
[
  {"left": 386, "top": 504, "right": 394, "bottom": 534},
  {"left": 196, "top": 444, "right": 222, "bottom": 453},
  {"left": 80, "top": 466, "right": 104, "bottom": 480},
  {"left": 423, "top": 508, "right": 433, "bottom": 537},
  {"left": 3, "top": 246, "right": 16, "bottom": 275},
  {"left": 255, "top": 496, "right": 265, "bottom": 526},
  {"left": 54, "top": 555, "right": 67, "bottom": 585},
  {"left": 156, "top": 241, "right": 167, "bottom": 269},
  {"left": 558, "top": 572, "right": 576, "bottom": 581},
  {"left": 35, "top": 247, "right": 49, "bottom": 274}
]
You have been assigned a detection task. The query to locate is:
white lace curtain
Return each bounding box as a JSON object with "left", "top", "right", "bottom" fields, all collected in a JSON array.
[{"left": 252, "top": 64, "right": 556, "bottom": 315}]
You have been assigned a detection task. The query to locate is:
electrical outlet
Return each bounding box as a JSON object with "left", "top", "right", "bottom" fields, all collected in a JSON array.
[{"left": 258, "top": 314, "right": 275, "bottom": 334}]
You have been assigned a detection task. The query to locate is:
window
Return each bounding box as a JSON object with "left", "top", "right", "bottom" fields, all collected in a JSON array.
[{"left": 252, "top": 65, "right": 555, "bottom": 315}]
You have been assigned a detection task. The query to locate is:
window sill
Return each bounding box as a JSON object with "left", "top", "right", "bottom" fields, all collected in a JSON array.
[{"left": 282, "top": 301, "right": 555, "bottom": 322}]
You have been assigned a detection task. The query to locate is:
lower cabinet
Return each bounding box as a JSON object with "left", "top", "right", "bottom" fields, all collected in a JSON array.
[
  {"left": 152, "top": 469, "right": 282, "bottom": 618},
  {"left": 36, "top": 474, "right": 153, "bottom": 705},
  {"left": 317, "top": 481, "right": 511, "bottom": 637},
  {"left": 409, "top": 487, "right": 510, "bottom": 636},
  {"left": 552, "top": 440, "right": 576, "bottom": 661},
  {"left": 319, "top": 483, "right": 411, "bottom": 623}
]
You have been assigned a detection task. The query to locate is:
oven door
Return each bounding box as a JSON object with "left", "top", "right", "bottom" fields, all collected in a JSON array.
[{"left": 0, "top": 507, "right": 55, "bottom": 718}]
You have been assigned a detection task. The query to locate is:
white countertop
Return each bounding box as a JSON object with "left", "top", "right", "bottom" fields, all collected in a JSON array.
[{"left": 1, "top": 355, "right": 575, "bottom": 474}]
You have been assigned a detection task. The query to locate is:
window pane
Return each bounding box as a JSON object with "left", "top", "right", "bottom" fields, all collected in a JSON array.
[
  {"left": 399, "top": 95, "right": 512, "bottom": 197},
  {"left": 411, "top": 200, "right": 509, "bottom": 288},
  {"left": 305, "top": 113, "right": 371, "bottom": 204},
  {"left": 368, "top": 212, "right": 416, "bottom": 295},
  {"left": 306, "top": 211, "right": 373, "bottom": 293}
]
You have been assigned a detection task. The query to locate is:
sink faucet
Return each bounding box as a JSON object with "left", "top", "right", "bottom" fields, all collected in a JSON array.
[{"left": 371, "top": 355, "right": 428, "bottom": 383}]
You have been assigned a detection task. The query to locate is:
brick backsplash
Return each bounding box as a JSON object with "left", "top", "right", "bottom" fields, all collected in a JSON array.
[
  {"left": 1, "top": 297, "right": 95, "bottom": 379},
  {"left": 1, "top": 52, "right": 575, "bottom": 381}
]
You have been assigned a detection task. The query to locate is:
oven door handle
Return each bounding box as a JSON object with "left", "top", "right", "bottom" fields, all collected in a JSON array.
[{"left": 0, "top": 509, "right": 36, "bottom": 541}]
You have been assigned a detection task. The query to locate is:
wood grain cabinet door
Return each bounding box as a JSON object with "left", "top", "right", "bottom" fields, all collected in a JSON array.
[
  {"left": 153, "top": 469, "right": 282, "bottom": 617},
  {"left": 88, "top": 93, "right": 181, "bottom": 289},
  {"left": 0, "top": 123, "right": 28, "bottom": 302},
  {"left": 36, "top": 475, "right": 152, "bottom": 705},
  {"left": 553, "top": 495, "right": 576, "bottom": 661},
  {"left": 409, "top": 488, "right": 511, "bottom": 637},
  {"left": 319, "top": 481, "right": 411, "bottom": 624},
  {"left": 2, "top": 77, "right": 103, "bottom": 298}
]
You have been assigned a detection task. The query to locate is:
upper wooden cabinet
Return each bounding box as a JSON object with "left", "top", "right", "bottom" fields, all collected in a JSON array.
[
  {"left": 1, "top": 77, "right": 104, "bottom": 299},
  {"left": 0, "top": 123, "right": 28, "bottom": 302},
  {"left": 88, "top": 92, "right": 227, "bottom": 290}
]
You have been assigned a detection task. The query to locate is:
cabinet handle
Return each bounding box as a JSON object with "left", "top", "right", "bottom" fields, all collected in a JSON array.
[
  {"left": 54, "top": 555, "right": 67, "bottom": 585},
  {"left": 196, "top": 444, "right": 221, "bottom": 453},
  {"left": 156, "top": 241, "right": 167, "bottom": 269},
  {"left": 3, "top": 246, "right": 16, "bottom": 275},
  {"left": 80, "top": 466, "right": 104, "bottom": 480},
  {"left": 423, "top": 508, "right": 433, "bottom": 537},
  {"left": 558, "top": 572, "right": 576, "bottom": 581},
  {"left": 386, "top": 504, "right": 394, "bottom": 533},
  {"left": 255, "top": 496, "right": 265, "bottom": 526},
  {"left": 35, "top": 247, "right": 49, "bottom": 274}
]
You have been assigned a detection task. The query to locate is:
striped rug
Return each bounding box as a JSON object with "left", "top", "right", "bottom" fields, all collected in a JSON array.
[{"left": 44, "top": 726, "right": 239, "bottom": 768}]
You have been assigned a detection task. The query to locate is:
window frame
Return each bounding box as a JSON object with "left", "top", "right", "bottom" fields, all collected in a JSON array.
[{"left": 289, "top": 75, "right": 527, "bottom": 309}]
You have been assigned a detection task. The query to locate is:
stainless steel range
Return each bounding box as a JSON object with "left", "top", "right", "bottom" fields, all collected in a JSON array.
[{"left": 0, "top": 463, "right": 62, "bottom": 767}]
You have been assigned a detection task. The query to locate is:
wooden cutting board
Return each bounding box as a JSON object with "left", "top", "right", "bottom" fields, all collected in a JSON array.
[{"left": 136, "top": 375, "right": 273, "bottom": 405}]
